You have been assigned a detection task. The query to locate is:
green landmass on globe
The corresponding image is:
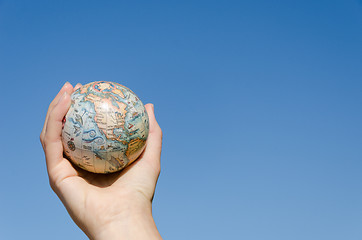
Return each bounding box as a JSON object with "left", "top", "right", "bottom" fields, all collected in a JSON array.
[{"left": 61, "top": 81, "right": 149, "bottom": 173}]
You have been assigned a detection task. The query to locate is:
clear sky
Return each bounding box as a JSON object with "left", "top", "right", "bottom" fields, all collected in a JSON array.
[{"left": 1, "top": 1, "right": 362, "bottom": 239}]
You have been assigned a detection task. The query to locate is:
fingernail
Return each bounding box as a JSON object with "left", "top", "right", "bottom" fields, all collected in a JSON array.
[
  {"left": 57, "top": 92, "right": 67, "bottom": 104},
  {"left": 62, "top": 81, "right": 70, "bottom": 89},
  {"left": 74, "top": 83, "right": 82, "bottom": 90}
]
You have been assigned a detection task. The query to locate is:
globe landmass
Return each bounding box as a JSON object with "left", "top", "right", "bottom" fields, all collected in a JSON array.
[{"left": 61, "top": 81, "right": 149, "bottom": 173}]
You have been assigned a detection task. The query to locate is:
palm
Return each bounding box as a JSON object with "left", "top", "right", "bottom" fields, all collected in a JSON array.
[{"left": 52, "top": 146, "right": 159, "bottom": 232}]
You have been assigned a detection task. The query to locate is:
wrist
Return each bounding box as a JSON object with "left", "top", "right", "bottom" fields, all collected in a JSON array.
[{"left": 91, "top": 204, "right": 162, "bottom": 240}]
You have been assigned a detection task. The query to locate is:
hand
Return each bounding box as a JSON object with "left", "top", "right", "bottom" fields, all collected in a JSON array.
[{"left": 40, "top": 82, "right": 163, "bottom": 240}]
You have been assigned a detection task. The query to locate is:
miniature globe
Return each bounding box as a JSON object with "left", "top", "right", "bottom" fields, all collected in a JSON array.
[{"left": 61, "top": 81, "right": 149, "bottom": 173}]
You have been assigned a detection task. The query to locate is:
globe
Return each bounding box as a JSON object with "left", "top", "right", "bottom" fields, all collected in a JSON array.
[{"left": 61, "top": 81, "right": 149, "bottom": 173}]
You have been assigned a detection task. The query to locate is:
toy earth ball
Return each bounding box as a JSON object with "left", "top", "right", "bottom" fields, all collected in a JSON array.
[{"left": 61, "top": 81, "right": 149, "bottom": 173}]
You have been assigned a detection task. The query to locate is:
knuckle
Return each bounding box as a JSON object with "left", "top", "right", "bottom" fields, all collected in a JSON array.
[
  {"left": 47, "top": 113, "right": 54, "bottom": 122},
  {"left": 42, "top": 135, "right": 52, "bottom": 150},
  {"left": 48, "top": 100, "right": 56, "bottom": 112},
  {"left": 48, "top": 178, "right": 56, "bottom": 191},
  {"left": 48, "top": 174, "right": 60, "bottom": 193},
  {"left": 39, "top": 135, "right": 46, "bottom": 150},
  {"left": 156, "top": 164, "right": 161, "bottom": 175},
  {"left": 158, "top": 126, "right": 163, "bottom": 138},
  {"left": 159, "top": 130, "right": 163, "bottom": 141},
  {"left": 43, "top": 134, "right": 50, "bottom": 144}
]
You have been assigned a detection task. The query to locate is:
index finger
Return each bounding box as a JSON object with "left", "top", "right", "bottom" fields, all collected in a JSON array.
[{"left": 40, "top": 82, "right": 73, "bottom": 145}]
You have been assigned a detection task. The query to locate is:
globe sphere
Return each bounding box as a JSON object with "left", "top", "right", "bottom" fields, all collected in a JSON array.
[{"left": 61, "top": 81, "right": 149, "bottom": 173}]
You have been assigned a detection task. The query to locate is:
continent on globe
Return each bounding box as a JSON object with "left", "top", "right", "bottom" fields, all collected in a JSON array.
[{"left": 61, "top": 81, "right": 149, "bottom": 173}]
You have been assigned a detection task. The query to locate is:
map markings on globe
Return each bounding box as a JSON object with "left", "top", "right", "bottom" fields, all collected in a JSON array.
[{"left": 61, "top": 81, "right": 149, "bottom": 173}]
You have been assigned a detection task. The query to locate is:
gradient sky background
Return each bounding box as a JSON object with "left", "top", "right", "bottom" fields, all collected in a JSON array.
[{"left": 1, "top": 1, "right": 362, "bottom": 239}]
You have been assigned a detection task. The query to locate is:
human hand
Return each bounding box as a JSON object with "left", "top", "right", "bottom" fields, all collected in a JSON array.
[{"left": 40, "top": 82, "right": 163, "bottom": 240}]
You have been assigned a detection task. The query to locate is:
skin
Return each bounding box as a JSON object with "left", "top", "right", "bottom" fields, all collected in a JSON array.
[{"left": 40, "top": 82, "right": 163, "bottom": 240}]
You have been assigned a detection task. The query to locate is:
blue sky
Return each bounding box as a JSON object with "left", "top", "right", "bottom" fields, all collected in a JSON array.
[{"left": 1, "top": 1, "right": 362, "bottom": 239}]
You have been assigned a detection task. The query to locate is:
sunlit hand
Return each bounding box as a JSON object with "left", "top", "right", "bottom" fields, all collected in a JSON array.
[{"left": 40, "top": 82, "right": 163, "bottom": 240}]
